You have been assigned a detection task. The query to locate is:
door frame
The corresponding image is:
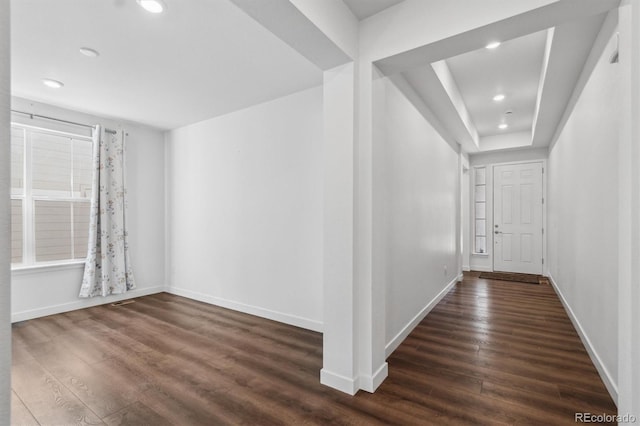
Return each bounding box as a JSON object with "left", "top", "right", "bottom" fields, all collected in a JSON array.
[
  {"left": 468, "top": 159, "right": 548, "bottom": 274},
  {"left": 491, "top": 160, "right": 547, "bottom": 275}
]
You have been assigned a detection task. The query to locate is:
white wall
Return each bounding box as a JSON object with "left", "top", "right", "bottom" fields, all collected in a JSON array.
[
  {"left": 165, "top": 86, "right": 323, "bottom": 332},
  {"left": 375, "top": 77, "right": 459, "bottom": 356},
  {"left": 547, "top": 29, "right": 619, "bottom": 399},
  {"left": 618, "top": 1, "right": 640, "bottom": 417},
  {"left": 461, "top": 154, "right": 470, "bottom": 270},
  {"left": 0, "top": 0, "right": 11, "bottom": 421},
  {"left": 479, "top": 131, "right": 531, "bottom": 151},
  {"left": 10, "top": 98, "right": 166, "bottom": 321}
]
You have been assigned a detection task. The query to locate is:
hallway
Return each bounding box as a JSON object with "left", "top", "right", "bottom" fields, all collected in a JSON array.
[
  {"left": 11, "top": 272, "right": 615, "bottom": 425},
  {"left": 388, "top": 272, "right": 616, "bottom": 423}
]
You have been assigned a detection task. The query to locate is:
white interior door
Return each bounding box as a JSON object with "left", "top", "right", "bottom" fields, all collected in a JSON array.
[{"left": 493, "top": 162, "right": 543, "bottom": 274}]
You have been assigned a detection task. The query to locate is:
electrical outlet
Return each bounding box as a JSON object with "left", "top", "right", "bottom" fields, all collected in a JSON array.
[{"left": 444, "top": 265, "right": 447, "bottom": 276}]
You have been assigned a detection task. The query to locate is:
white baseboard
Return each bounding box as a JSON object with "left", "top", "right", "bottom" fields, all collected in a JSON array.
[
  {"left": 547, "top": 273, "right": 618, "bottom": 404},
  {"left": 359, "top": 362, "right": 388, "bottom": 393},
  {"left": 385, "top": 276, "right": 458, "bottom": 358},
  {"left": 462, "top": 265, "right": 471, "bottom": 272},
  {"left": 11, "top": 286, "right": 166, "bottom": 323},
  {"left": 320, "top": 368, "right": 359, "bottom": 395},
  {"left": 166, "top": 286, "right": 323, "bottom": 333}
]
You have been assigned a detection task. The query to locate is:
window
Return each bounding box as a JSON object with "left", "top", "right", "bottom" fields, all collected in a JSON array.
[
  {"left": 11, "top": 124, "right": 93, "bottom": 267},
  {"left": 473, "top": 166, "right": 487, "bottom": 254}
]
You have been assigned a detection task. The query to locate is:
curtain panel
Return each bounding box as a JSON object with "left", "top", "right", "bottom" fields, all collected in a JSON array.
[{"left": 79, "top": 125, "right": 135, "bottom": 297}]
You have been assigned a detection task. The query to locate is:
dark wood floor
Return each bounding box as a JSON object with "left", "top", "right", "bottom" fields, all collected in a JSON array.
[{"left": 11, "top": 272, "right": 616, "bottom": 425}]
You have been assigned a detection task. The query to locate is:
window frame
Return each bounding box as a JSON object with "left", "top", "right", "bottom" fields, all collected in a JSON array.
[
  {"left": 473, "top": 166, "right": 488, "bottom": 255},
  {"left": 10, "top": 122, "right": 94, "bottom": 270}
]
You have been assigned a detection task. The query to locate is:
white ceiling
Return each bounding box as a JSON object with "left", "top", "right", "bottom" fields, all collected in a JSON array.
[
  {"left": 343, "top": 0, "right": 405, "bottom": 20},
  {"left": 374, "top": 0, "right": 618, "bottom": 153},
  {"left": 11, "top": 0, "right": 322, "bottom": 130},
  {"left": 11, "top": 0, "right": 618, "bottom": 154},
  {"left": 445, "top": 30, "right": 548, "bottom": 138}
]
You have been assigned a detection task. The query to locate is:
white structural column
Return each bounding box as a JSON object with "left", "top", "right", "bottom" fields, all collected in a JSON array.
[
  {"left": 356, "top": 57, "right": 388, "bottom": 392},
  {"left": 618, "top": 0, "right": 640, "bottom": 418},
  {"left": 321, "top": 59, "right": 389, "bottom": 394},
  {"left": 0, "top": 0, "right": 11, "bottom": 422},
  {"left": 321, "top": 62, "right": 359, "bottom": 394}
]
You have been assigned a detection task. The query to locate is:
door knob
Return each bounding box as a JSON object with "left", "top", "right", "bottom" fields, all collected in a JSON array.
[{"left": 495, "top": 230, "right": 501, "bottom": 234}]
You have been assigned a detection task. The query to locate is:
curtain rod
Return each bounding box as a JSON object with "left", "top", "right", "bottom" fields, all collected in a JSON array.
[{"left": 10, "top": 109, "right": 117, "bottom": 135}]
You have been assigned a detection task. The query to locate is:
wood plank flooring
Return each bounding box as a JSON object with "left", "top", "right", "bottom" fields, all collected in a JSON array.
[{"left": 11, "top": 272, "right": 616, "bottom": 425}]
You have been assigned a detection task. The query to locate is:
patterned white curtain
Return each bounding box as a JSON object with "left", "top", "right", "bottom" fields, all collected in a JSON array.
[{"left": 79, "top": 125, "right": 135, "bottom": 298}]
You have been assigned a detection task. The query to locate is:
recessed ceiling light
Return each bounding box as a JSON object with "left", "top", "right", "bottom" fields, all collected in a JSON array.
[
  {"left": 493, "top": 94, "right": 505, "bottom": 102},
  {"left": 79, "top": 47, "right": 100, "bottom": 58},
  {"left": 486, "top": 41, "right": 501, "bottom": 49},
  {"left": 137, "top": 0, "right": 166, "bottom": 13},
  {"left": 42, "top": 79, "right": 64, "bottom": 89},
  {"left": 498, "top": 123, "right": 508, "bottom": 130}
]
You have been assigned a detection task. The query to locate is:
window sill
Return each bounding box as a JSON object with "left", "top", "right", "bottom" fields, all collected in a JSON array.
[
  {"left": 472, "top": 252, "right": 490, "bottom": 257},
  {"left": 11, "top": 261, "right": 85, "bottom": 276}
]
